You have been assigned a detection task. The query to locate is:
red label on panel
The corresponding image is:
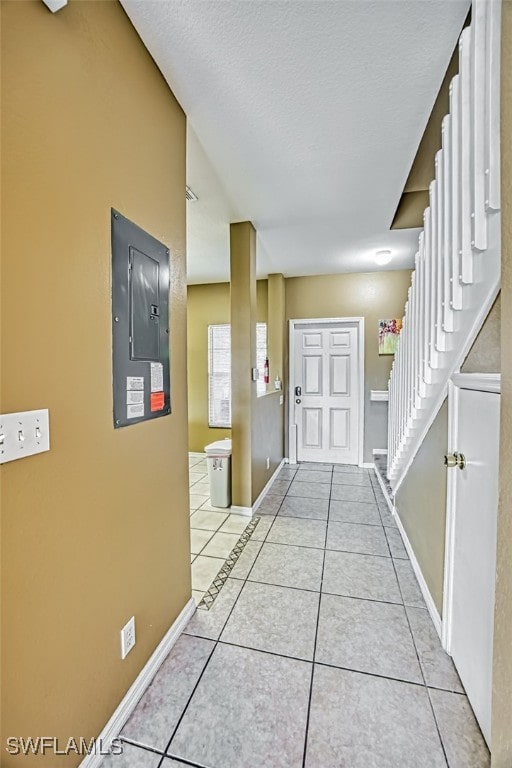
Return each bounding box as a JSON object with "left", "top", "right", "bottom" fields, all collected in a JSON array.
[{"left": 150, "top": 392, "right": 165, "bottom": 412}]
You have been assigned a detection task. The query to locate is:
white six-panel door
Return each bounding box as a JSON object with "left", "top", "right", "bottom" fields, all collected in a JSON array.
[{"left": 291, "top": 321, "right": 362, "bottom": 464}]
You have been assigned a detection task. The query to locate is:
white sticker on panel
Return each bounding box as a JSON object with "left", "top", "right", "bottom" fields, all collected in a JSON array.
[
  {"left": 127, "top": 403, "right": 145, "bottom": 420},
  {"left": 150, "top": 362, "right": 164, "bottom": 393},
  {"left": 126, "top": 390, "right": 144, "bottom": 405},
  {"left": 127, "top": 376, "right": 144, "bottom": 391}
]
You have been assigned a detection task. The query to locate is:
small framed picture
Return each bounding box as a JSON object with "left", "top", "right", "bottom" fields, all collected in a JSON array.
[{"left": 378, "top": 318, "right": 402, "bottom": 355}]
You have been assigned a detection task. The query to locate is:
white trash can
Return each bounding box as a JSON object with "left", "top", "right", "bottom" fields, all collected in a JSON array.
[{"left": 204, "top": 439, "right": 232, "bottom": 508}]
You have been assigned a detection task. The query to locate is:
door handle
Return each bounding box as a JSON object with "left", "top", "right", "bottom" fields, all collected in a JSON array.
[
  {"left": 296, "top": 398, "right": 301, "bottom": 405},
  {"left": 444, "top": 452, "right": 466, "bottom": 470},
  {"left": 295, "top": 386, "right": 302, "bottom": 397}
]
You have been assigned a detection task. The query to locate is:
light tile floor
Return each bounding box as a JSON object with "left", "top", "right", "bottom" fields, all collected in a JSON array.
[
  {"left": 188, "top": 452, "right": 252, "bottom": 605},
  {"left": 101, "top": 462, "right": 490, "bottom": 768}
]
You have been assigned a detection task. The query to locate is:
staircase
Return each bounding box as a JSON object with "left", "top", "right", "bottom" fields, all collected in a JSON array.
[{"left": 387, "top": 0, "right": 502, "bottom": 493}]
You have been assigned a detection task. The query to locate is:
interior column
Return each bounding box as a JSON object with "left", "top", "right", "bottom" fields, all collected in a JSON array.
[{"left": 230, "top": 221, "right": 257, "bottom": 509}]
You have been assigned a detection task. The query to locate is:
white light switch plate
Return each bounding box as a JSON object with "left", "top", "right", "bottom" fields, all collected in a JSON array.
[{"left": 0, "top": 409, "right": 50, "bottom": 464}]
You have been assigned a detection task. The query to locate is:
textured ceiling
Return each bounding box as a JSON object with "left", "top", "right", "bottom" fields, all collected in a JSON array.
[{"left": 121, "top": 0, "right": 470, "bottom": 284}]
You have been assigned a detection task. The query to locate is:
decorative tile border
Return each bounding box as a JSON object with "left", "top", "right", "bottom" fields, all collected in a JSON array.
[{"left": 197, "top": 517, "right": 261, "bottom": 610}]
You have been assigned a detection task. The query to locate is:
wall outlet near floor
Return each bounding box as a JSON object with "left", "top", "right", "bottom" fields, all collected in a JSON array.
[
  {"left": 120, "top": 616, "right": 136, "bottom": 659},
  {"left": 266, "top": 457, "right": 270, "bottom": 469}
]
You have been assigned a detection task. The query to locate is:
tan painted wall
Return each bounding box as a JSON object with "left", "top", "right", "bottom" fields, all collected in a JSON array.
[
  {"left": 0, "top": 2, "right": 190, "bottom": 765},
  {"left": 491, "top": 1, "right": 512, "bottom": 764},
  {"left": 251, "top": 274, "right": 286, "bottom": 499},
  {"left": 252, "top": 391, "right": 285, "bottom": 498},
  {"left": 395, "top": 401, "right": 448, "bottom": 615},
  {"left": 462, "top": 294, "right": 501, "bottom": 374},
  {"left": 285, "top": 270, "right": 412, "bottom": 462},
  {"left": 230, "top": 223, "right": 257, "bottom": 507},
  {"left": 187, "top": 281, "right": 268, "bottom": 452}
]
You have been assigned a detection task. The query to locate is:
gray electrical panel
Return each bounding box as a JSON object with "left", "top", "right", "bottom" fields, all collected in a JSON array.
[{"left": 111, "top": 209, "right": 171, "bottom": 428}]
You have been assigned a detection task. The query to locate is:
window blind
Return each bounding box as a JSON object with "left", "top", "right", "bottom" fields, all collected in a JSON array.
[
  {"left": 208, "top": 322, "right": 268, "bottom": 428},
  {"left": 256, "top": 322, "right": 268, "bottom": 396},
  {"left": 208, "top": 324, "right": 231, "bottom": 428}
]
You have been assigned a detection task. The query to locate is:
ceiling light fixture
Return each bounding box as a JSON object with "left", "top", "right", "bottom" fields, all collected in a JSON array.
[{"left": 375, "top": 249, "right": 392, "bottom": 266}]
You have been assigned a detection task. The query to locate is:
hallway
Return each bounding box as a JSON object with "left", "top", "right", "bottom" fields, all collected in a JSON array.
[{"left": 102, "top": 463, "right": 489, "bottom": 768}]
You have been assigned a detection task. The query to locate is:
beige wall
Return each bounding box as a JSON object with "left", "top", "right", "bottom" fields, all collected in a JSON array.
[
  {"left": 252, "top": 274, "right": 286, "bottom": 499},
  {"left": 187, "top": 280, "right": 268, "bottom": 452},
  {"left": 285, "top": 270, "right": 412, "bottom": 462},
  {"left": 230, "top": 223, "right": 257, "bottom": 507},
  {"left": 252, "top": 392, "right": 285, "bottom": 498},
  {"left": 395, "top": 401, "right": 448, "bottom": 615},
  {"left": 0, "top": 2, "right": 190, "bottom": 765},
  {"left": 462, "top": 294, "right": 501, "bottom": 373},
  {"left": 190, "top": 271, "right": 410, "bottom": 463},
  {"left": 492, "top": 1, "right": 512, "bottom": 764}
]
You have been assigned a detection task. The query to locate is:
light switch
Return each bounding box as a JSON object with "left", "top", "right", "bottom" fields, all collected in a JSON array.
[{"left": 0, "top": 409, "right": 50, "bottom": 464}]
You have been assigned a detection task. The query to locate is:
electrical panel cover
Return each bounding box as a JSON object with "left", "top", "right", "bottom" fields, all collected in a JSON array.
[{"left": 111, "top": 209, "right": 171, "bottom": 428}]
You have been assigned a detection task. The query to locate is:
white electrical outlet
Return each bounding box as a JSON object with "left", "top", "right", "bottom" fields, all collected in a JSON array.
[
  {"left": 120, "top": 616, "right": 136, "bottom": 659},
  {"left": 266, "top": 457, "right": 270, "bottom": 469}
]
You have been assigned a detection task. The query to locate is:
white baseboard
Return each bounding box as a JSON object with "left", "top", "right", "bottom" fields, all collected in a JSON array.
[
  {"left": 393, "top": 511, "right": 443, "bottom": 640},
  {"left": 372, "top": 463, "right": 443, "bottom": 640},
  {"left": 372, "top": 448, "right": 388, "bottom": 455},
  {"left": 360, "top": 462, "right": 374, "bottom": 469},
  {"left": 373, "top": 464, "right": 394, "bottom": 514},
  {"left": 230, "top": 505, "right": 253, "bottom": 517},
  {"left": 252, "top": 459, "right": 286, "bottom": 512},
  {"left": 231, "top": 459, "right": 286, "bottom": 516},
  {"left": 79, "top": 598, "right": 196, "bottom": 768}
]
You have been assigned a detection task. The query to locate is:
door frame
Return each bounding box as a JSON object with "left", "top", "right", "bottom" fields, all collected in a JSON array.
[
  {"left": 442, "top": 372, "right": 501, "bottom": 652},
  {"left": 288, "top": 317, "right": 365, "bottom": 467}
]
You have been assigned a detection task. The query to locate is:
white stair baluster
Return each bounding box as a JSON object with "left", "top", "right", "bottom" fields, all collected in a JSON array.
[
  {"left": 471, "top": 0, "right": 488, "bottom": 250},
  {"left": 449, "top": 75, "right": 463, "bottom": 310},
  {"left": 484, "top": 0, "right": 501, "bottom": 212},
  {"left": 435, "top": 154, "right": 449, "bottom": 353},
  {"left": 429, "top": 180, "right": 441, "bottom": 367},
  {"left": 423, "top": 206, "right": 434, "bottom": 384},
  {"left": 459, "top": 28, "right": 474, "bottom": 284},
  {"left": 441, "top": 115, "right": 456, "bottom": 333}
]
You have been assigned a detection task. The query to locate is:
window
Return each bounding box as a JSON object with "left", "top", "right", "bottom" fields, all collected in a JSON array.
[
  {"left": 256, "top": 322, "right": 268, "bottom": 397},
  {"left": 208, "top": 322, "right": 268, "bottom": 428},
  {"left": 208, "top": 324, "right": 231, "bottom": 428}
]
